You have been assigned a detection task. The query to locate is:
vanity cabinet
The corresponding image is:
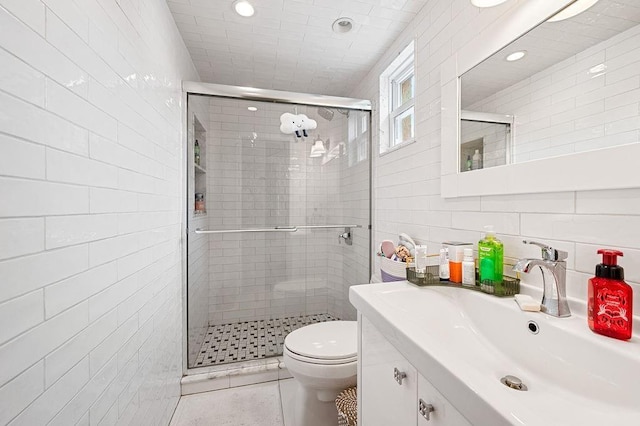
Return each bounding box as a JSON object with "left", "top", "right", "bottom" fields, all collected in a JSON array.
[
  {"left": 417, "top": 374, "right": 471, "bottom": 426},
  {"left": 360, "top": 315, "right": 417, "bottom": 425},
  {"left": 359, "top": 316, "right": 471, "bottom": 426}
]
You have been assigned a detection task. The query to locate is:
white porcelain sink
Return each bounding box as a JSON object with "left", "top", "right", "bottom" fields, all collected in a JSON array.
[{"left": 350, "top": 282, "right": 640, "bottom": 425}]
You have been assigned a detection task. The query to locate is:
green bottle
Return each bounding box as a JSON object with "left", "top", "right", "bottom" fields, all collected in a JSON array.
[{"left": 478, "top": 225, "right": 503, "bottom": 294}]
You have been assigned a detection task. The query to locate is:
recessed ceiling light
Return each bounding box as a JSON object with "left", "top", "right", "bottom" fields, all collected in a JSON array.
[
  {"left": 548, "top": 0, "right": 599, "bottom": 22},
  {"left": 233, "top": 0, "right": 254, "bottom": 17},
  {"left": 247, "top": 106, "right": 258, "bottom": 111},
  {"left": 506, "top": 50, "right": 527, "bottom": 62},
  {"left": 470, "top": 0, "right": 509, "bottom": 7},
  {"left": 332, "top": 17, "right": 353, "bottom": 34}
]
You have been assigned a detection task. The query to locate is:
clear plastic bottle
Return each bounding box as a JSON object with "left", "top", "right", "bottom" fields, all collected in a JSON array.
[
  {"left": 194, "top": 140, "right": 201, "bottom": 166},
  {"left": 415, "top": 245, "right": 428, "bottom": 276},
  {"left": 439, "top": 247, "right": 449, "bottom": 281},
  {"left": 462, "top": 248, "right": 475, "bottom": 287},
  {"left": 472, "top": 149, "right": 482, "bottom": 170},
  {"left": 478, "top": 226, "right": 503, "bottom": 294}
]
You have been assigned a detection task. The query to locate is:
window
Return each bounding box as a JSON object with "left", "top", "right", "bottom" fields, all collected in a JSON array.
[
  {"left": 347, "top": 110, "right": 369, "bottom": 167},
  {"left": 379, "top": 41, "right": 415, "bottom": 154}
]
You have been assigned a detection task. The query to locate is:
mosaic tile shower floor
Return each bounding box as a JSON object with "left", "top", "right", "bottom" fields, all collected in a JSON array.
[{"left": 194, "top": 313, "right": 339, "bottom": 367}]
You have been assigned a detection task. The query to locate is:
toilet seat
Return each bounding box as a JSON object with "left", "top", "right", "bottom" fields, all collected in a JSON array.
[
  {"left": 284, "top": 321, "right": 357, "bottom": 365},
  {"left": 285, "top": 347, "right": 357, "bottom": 365}
]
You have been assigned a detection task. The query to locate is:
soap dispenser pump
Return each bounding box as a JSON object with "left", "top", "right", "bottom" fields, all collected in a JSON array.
[{"left": 588, "top": 249, "right": 633, "bottom": 340}]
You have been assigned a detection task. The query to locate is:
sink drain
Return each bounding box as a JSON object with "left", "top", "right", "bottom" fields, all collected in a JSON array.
[{"left": 500, "top": 375, "right": 528, "bottom": 391}]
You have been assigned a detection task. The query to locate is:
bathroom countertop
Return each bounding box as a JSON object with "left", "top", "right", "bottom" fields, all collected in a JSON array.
[{"left": 350, "top": 281, "right": 640, "bottom": 426}]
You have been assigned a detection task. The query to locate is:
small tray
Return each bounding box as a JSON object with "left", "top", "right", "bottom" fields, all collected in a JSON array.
[
  {"left": 479, "top": 276, "right": 520, "bottom": 297},
  {"left": 406, "top": 267, "right": 520, "bottom": 297},
  {"left": 406, "top": 265, "right": 440, "bottom": 286}
]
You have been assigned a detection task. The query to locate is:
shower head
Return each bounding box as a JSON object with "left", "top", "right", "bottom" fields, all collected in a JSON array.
[
  {"left": 317, "top": 107, "right": 334, "bottom": 121},
  {"left": 317, "top": 107, "right": 350, "bottom": 121}
]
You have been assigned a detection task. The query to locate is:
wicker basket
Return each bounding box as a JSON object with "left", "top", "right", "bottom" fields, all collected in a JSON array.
[{"left": 336, "top": 387, "right": 357, "bottom": 426}]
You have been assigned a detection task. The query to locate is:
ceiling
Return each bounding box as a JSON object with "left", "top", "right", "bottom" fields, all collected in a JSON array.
[
  {"left": 462, "top": 0, "right": 640, "bottom": 108},
  {"left": 167, "top": 0, "right": 428, "bottom": 96}
]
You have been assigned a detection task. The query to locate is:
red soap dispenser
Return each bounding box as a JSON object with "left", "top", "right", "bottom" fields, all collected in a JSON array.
[{"left": 588, "top": 249, "right": 633, "bottom": 340}]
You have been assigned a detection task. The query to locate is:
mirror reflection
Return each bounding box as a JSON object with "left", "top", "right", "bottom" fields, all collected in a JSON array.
[{"left": 460, "top": 0, "right": 640, "bottom": 172}]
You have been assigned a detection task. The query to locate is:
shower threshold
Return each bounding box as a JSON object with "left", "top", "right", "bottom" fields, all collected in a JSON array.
[{"left": 193, "top": 313, "right": 339, "bottom": 367}]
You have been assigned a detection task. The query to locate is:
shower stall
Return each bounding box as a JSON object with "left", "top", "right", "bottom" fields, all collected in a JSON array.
[{"left": 184, "top": 84, "right": 371, "bottom": 370}]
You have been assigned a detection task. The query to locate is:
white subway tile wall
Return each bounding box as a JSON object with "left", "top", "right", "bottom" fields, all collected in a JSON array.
[
  {"left": 351, "top": 0, "right": 640, "bottom": 320},
  {"left": 0, "top": 1, "right": 197, "bottom": 426}
]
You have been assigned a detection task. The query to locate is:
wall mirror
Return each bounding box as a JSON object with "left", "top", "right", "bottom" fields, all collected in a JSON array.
[{"left": 441, "top": 0, "right": 640, "bottom": 197}]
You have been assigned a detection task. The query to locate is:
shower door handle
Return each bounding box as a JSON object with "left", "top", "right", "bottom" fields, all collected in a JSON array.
[{"left": 338, "top": 227, "right": 352, "bottom": 246}]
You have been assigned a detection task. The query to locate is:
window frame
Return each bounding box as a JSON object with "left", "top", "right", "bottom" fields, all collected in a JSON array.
[{"left": 379, "top": 41, "right": 416, "bottom": 155}]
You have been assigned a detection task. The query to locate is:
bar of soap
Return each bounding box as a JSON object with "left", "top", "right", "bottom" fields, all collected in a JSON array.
[{"left": 514, "top": 294, "right": 541, "bottom": 312}]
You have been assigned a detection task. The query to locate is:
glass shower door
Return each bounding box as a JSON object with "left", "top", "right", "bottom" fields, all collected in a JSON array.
[{"left": 186, "top": 94, "right": 370, "bottom": 369}]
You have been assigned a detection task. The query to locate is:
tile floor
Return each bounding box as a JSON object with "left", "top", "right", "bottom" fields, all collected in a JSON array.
[
  {"left": 170, "top": 379, "right": 298, "bottom": 426},
  {"left": 194, "top": 314, "right": 338, "bottom": 367}
]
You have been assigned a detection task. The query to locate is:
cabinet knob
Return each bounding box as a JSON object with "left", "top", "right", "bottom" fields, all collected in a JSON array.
[
  {"left": 393, "top": 367, "right": 407, "bottom": 385},
  {"left": 418, "top": 399, "right": 435, "bottom": 421}
]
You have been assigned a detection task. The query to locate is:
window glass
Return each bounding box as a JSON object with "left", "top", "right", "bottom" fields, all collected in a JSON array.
[{"left": 379, "top": 41, "right": 415, "bottom": 154}]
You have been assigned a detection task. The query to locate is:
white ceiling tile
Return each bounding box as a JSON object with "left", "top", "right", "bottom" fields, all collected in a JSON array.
[
  {"left": 172, "top": 13, "right": 197, "bottom": 24},
  {"left": 168, "top": 3, "right": 224, "bottom": 20},
  {"left": 402, "top": 0, "right": 427, "bottom": 13},
  {"left": 167, "top": 0, "right": 429, "bottom": 95},
  {"left": 369, "top": 7, "right": 416, "bottom": 23},
  {"left": 342, "top": 2, "right": 375, "bottom": 15},
  {"left": 180, "top": 31, "right": 203, "bottom": 41}
]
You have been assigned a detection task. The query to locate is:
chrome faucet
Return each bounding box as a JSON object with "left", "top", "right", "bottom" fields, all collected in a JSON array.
[{"left": 513, "top": 240, "right": 571, "bottom": 318}]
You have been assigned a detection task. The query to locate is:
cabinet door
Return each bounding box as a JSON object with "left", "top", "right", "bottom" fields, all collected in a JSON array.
[
  {"left": 417, "top": 373, "right": 471, "bottom": 426},
  {"left": 360, "top": 316, "right": 417, "bottom": 426}
]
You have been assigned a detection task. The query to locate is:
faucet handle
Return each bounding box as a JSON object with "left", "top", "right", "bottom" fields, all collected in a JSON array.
[{"left": 522, "top": 240, "right": 568, "bottom": 261}]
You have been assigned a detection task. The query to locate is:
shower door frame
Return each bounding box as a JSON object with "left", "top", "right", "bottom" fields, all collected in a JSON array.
[{"left": 181, "top": 82, "right": 373, "bottom": 376}]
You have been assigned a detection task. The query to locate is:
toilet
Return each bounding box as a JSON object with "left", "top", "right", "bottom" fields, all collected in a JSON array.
[{"left": 283, "top": 321, "right": 358, "bottom": 426}]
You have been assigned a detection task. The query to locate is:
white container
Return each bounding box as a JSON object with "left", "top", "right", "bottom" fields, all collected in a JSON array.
[
  {"left": 415, "top": 245, "right": 428, "bottom": 273},
  {"left": 443, "top": 241, "right": 473, "bottom": 284},
  {"left": 472, "top": 149, "right": 482, "bottom": 170},
  {"left": 462, "top": 248, "right": 475, "bottom": 287},
  {"left": 439, "top": 247, "right": 449, "bottom": 280}
]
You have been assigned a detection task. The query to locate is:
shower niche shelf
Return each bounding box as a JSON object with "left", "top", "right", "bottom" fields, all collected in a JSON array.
[{"left": 192, "top": 113, "right": 207, "bottom": 217}]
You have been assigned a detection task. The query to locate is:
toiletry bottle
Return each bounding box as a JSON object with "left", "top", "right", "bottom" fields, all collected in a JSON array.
[
  {"left": 472, "top": 149, "right": 482, "bottom": 170},
  {"left": 194, "top": 140, "right": 201, "bottom": 166},
  {"left": 588, "top": 249, "right": 633, "bottom": 340},
  {"left": 478, "top": 226, "right": 503, "bottom": 294},
  {"left": 439, "top": 247, "right": 449, "bottom": 281},
  {"left": 195, "top": 193, "right": 205, "bottom": 213},
  {"left": 466, "top": 155, "right": 472, "bottom": 171},
  {"left": 462, "top": 248, "right": 475, "bottom": 287},
  {"left": 449, "top": 246, "right": 464, "bottom": 284},
  {"left": 415, "top": 245, "right": 428, "bottom": 277}
]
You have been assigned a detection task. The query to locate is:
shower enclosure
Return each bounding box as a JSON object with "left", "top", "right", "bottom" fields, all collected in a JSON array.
[{"left": 184, "top": 84, "right": 371, "bottom": 370}]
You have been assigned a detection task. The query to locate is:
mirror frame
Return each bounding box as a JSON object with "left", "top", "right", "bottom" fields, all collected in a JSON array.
[{"left": 440, "top": 0, "right": 640, "bottom": 198}]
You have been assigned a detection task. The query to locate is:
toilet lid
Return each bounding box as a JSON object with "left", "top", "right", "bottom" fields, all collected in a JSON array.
[{"left": 284, "top": 321, "right": 357, "bottom": 360}]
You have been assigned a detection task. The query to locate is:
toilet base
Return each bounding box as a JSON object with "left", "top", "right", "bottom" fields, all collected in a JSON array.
[{"left": 293, "top": 382, "right": 340, "bottom": 426}]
